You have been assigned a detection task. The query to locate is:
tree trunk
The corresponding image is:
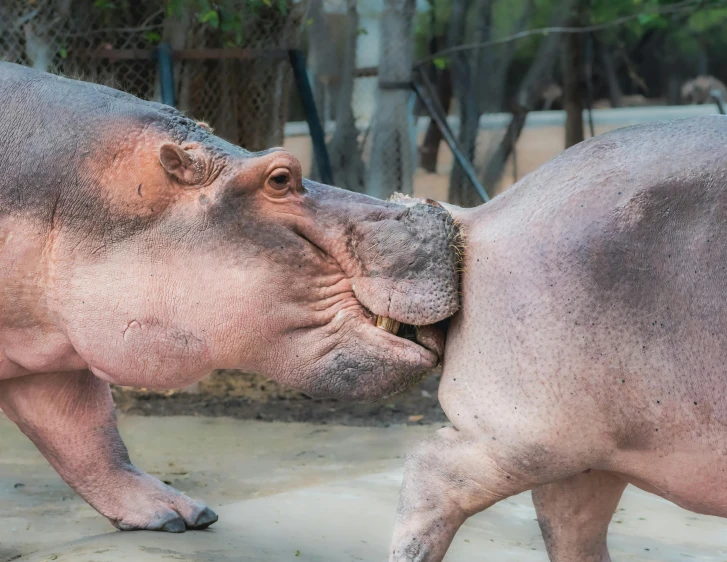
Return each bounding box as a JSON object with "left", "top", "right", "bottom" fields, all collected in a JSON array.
[
  {"left": 216, "top": 59, "right": 240, "bottom": 143},
  {"left": 419, "top": 42, "right": 452, "bottom": 173},
  {"left": 366, "top": 0, "right": 416, "bottom": 199},
  {"left": 327, "top": 0, "right": 366, "bottom": 192},
  {"left": 307, "top": 0, "right": 340, "bottom": 179},
  {"left": 598, "top": 38, "right": 623, "bottom": 108},
  {"left": 481, "top": 0, "right": 534, "bottom": 113},
  {"left": 480, "top": 0, "right": 578, "bottom": 193},
  {"left": 450, "top": 0, "right": 533, "bottom": 204},
  {"left": 23, "top": 23, "right": 53, "bottom": 72},
  {"left": 562, "top": 14, "right": 585, "bottom": 149},
  {"left": 447, "top": 0, "right": 478, "bottom": 207},
  {"left": 697, "top": 42, "right": 709, "bottom": 76}
]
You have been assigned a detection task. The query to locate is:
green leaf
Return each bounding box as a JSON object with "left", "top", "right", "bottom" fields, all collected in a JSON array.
[
  {"left": 433, "top": 57, "right": 448, "bottom": 69},
  {"left": 263, "top": 0, "right": 272, "bottom": 6},
  {"left": 304, "top": 17, "right": 313, "bottom": 26},
  {"left": 166, "top": 0, "right": 185, "bottom": 16},
  {"left": 199, "top": 10, "right": 220, "bottom": 28},
  {"left": 145, "top": 31, "right": 161, "bottom": 44},
  {"left": 295, "top": 551, "right": 301, "bottom": 557},
  {"left": 59, "top": 47, "right": 68, "bottom": 59},
  {"left": 357, "top": 26, "right": 368, "bottom": 36}
]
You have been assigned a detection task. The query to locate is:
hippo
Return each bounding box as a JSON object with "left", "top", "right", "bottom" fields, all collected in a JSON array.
[
  {"left": 391, "top": 116, "right": 727, "bottom": 561},
  {"left": 681, "top": 75, "right": 727, "bottom": 105},
  {"left": 0, "top": 62, "right": 461, "bottom": 533}
]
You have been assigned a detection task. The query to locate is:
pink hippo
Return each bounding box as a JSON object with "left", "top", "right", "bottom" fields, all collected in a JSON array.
[
  {"left": 391, "top": 116, "right": 727, "bottom": 561},
  {"left": 0, "top": 62, "right": 462, "bottom": 533}
]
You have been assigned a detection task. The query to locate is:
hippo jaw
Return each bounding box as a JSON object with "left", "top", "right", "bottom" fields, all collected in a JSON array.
[
  {"left": 361, "top": 195, "right": 462, "bottom": 362},
  {"left": 260, "top": 185, "right": 464, "bottom": 401}
]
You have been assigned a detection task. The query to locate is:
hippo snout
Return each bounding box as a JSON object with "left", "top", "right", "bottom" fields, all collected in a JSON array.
[{"left": 350, "top": 201, "right": 464, "bottom": 328}]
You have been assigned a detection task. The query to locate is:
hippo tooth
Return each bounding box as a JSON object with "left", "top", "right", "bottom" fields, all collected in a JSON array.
[{"left": 376, "top": 315, "right": 401, "bottom": 335}]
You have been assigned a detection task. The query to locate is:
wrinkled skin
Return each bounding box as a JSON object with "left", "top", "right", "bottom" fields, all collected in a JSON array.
[
  {"left": 391, "top": 116, "right": 727, "bottom": 561},
  {"left": 0, "top": 63, "right": 461, "bottom": 533}
]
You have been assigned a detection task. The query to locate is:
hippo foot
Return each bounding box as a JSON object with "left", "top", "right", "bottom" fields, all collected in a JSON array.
[
  {"left": 113, "top": 503, "right": 218, "bottom": 533},
  {"left": 99, "top": 469, "right": 218, "bottom": 533}
]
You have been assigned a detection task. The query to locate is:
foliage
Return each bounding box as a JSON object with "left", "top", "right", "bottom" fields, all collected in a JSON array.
[
  {"left": 414, "top": 0, "right": 727, "bottom": 100},
  {"left": 91, "top": 0, "right": 296, "bottom": 47}
]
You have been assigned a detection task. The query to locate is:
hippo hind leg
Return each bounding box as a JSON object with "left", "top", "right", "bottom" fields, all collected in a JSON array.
[
  {"left": 0, "top": 370, "right": 217, "bottom": 532},
  {"left": 532, "top": 470, "right": 627, "bottom": 562},
  {"left": 390, "top": 426, "right": 591, "bottom": 562}
]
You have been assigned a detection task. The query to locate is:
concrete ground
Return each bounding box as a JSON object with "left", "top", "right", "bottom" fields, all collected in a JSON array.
[{"left": 2, "top": 415, "right": 727, "bottom": 561}]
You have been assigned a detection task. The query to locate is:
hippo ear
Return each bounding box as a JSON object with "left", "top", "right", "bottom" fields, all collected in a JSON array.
[{"left": 159, "top": 144, "right": 203, "bottom": 186}]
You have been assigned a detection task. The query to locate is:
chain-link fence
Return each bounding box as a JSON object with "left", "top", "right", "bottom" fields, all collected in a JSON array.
[
  {"left": 0, "top": 0, "right": 162, "bottom": 97},
  {"left": 0, "top": 0, "right": 309, "bottom": 151}
]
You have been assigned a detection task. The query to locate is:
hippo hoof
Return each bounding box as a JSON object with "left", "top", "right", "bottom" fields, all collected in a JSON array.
[
  {"left": 189, "top": 506, "right": 218, "bottom": 530},
  {"left": 158, "top": 514, "right": 186, "bottom": 533},
  {"left": 116, "top": 511, "right": 186, "bottom": 533}
]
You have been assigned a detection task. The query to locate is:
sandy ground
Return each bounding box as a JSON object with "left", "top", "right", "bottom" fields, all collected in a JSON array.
[
  {"left": 112, "top": 369, "right": 448, "bottom": 427},
  {"left": 3, "top": 414, "right": 727, "bottom": 562}
]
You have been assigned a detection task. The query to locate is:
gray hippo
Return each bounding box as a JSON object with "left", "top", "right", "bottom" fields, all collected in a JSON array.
[
  {"left": 681, "top": 75, "right": 727, "bottom": 105},
  {"left": 0, "top": 63, "right": 461, "bottom": 533},
  {"left": 391, "top": 116, "right": 727, "bottom": 561}
]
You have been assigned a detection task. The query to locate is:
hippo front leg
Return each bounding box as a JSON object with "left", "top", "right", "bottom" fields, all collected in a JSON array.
[
  {"left": 391, "top": 427, "right": 594, "bottom": 562},
  {"left": 0, "top": 371, "right": 217, "bottom": 532},
  {"left": 391, "top": 427, "right": 541, "bottom": 562}
]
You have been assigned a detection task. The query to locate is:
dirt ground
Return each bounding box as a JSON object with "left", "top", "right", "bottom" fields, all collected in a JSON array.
[
  {"left": 113, "top": 369, "right": 447, "bottom": 427},
  {"left": 4, "top": 415, "right": 727, "bottom": 562}
]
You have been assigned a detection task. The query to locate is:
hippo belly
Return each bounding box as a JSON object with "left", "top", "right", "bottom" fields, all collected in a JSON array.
[{"left": 390, "top": 116, "right": 727, "bottom": 562}]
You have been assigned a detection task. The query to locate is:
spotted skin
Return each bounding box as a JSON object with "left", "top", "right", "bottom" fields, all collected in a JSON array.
[{"left": 392, "top": 116, "right": 727, "bottom": 561}]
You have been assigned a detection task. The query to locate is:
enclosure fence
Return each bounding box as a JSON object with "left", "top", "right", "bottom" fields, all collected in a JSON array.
[{"left": 0, "top": 0, "right": 310, "bottom": 152}]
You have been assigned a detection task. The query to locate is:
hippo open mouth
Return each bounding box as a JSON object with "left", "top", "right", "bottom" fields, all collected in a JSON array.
[{"left": 372, "top": 314, "right": 447, "bottom": 361}]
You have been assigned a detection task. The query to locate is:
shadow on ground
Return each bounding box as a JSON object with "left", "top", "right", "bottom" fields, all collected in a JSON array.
[{"left": 113, "top": 369, "right": 448, "bottom": 427}]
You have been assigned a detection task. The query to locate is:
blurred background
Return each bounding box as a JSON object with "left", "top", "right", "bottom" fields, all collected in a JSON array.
[{"left": 2, "top": 0, "right": 727, "bottom": 422}]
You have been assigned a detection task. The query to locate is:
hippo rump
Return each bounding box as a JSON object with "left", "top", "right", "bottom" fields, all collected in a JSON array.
[
  {"left": 391, "top": 116, "right": 727, "bottom": 561},
  {"left": 0, "top": 62, "right": 462, "bottom": 533}
]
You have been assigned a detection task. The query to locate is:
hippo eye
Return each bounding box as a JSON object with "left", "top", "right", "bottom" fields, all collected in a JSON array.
[{"left": 266, "top": 168, "right": 292, "bottom": 195}]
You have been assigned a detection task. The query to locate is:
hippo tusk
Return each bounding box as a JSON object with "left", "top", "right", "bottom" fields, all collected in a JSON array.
[{"left": 376, "top": 315, "right": 401, "bottom": 335}]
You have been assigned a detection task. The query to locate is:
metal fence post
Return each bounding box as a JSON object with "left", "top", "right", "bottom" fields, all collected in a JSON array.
[
  {"left": 288, "top": 49, "right": 334, "bottom": 186},
  {"left": 712, "top": 89, "right": 726, "bottom": 115},
  {"left": 412, "top": 69, "right": 489, "bottom": 203},
  {"left": 157, "top": 43, "right": 175, "bottom": 107}
]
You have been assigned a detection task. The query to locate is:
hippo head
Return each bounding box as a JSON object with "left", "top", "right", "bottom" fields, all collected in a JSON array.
[{"left": 66, "top": 109, "right": 462, "bottom": 401}]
